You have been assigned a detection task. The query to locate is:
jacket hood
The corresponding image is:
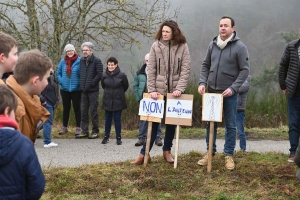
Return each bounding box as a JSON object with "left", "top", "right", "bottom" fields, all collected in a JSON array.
[
  {"left": 137, "top": 64, "right": 147, "bottom": 75},
  {"left": 291, "top": 39, "right": 300, "bottom": 48},
  {"left": 0, "top": 128, "right": 23, "bottom": 167},
  {"left": 213, "top": 31, "right": 240, "bottom": 44}
]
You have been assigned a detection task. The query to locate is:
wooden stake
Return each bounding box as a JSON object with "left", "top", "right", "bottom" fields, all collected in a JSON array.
[
  {"left": 174, "top": 125, "right": 180, "bottom": 169},
  {"left": 207, "top": 121, "right": 214, "bottom": 172},
  {"left": 144, "top": 121, "right": 152, "bottom": 167}
]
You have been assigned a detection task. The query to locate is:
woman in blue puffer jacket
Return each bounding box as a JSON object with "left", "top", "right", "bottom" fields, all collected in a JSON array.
[{"left": 56, "top": 44, "right": 81, "bottom": 136}]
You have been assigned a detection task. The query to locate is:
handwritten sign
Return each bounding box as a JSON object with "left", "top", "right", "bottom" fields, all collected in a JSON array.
[
  {"left": 165, "top": 93, "right": 193, "bottom": 126},
  {"left": 202, "top": 93, "right": 223, "bottom": 122},
  {"left": 166, "top": 100, "right": 193, "bottom": 119},
  {"left": 139, "top": 97, "right": 164, "bottom": 118}
]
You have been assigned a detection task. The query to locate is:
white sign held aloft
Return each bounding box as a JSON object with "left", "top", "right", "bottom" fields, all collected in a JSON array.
[
  {"left": 202, "top": 93, "right": 223, "bottom": 122},
  {"left": 166, "top": 99, "right": 193, "bottom": 119},
  {"left": 138, "top": 98, "right": 165, "bottom": 118}
]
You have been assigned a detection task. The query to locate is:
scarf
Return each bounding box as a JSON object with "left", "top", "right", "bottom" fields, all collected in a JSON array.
[
  {"left": 217, "top": 33, "right": 234, "bottom": 49},
  {"left": 0, "top": 115, "right": 18, "bottom": 129},
  {"left": 64, "top": 54, "right": 79, "bottom": 77}
]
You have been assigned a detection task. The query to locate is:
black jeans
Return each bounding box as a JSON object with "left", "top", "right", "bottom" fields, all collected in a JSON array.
[
  {"left": 81, "top": 91, "right": 100, "bottom": 134},
  {"left": 140, "top": 122, "right": 175, "bottom": 155},
  {"left": 60, "top": 90, "right": 81, "bottom": 127}
]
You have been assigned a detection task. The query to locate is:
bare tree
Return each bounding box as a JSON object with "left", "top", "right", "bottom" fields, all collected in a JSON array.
[{"left": 0, "top": 0, "right": 179, "bottom": 65}]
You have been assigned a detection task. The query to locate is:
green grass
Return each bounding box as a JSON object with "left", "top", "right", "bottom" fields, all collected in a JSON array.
[
  {"left": 41, "top": 151, "right": 300, "bottom": 199},
  {"left": 42, "top": 83, "right": 296, "bottom": 199}
]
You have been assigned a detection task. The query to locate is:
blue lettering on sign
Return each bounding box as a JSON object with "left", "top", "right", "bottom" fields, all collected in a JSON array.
[
  {"left": 167, "top": 107, "right": 192, "bottom": 114},
  {"left": 143, "top": 101, "right": 163, "bottom": 113},
  {"left": 177, "top": 101, "right": 182, "bottom": 105}
]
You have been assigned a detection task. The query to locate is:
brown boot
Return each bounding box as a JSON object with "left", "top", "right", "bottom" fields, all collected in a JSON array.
[
  {"left": 130, "top": 154, "right": 151, "bottom": 165},
  {"left": 163, "top": 151, "right": 174, "bottom": 163}
]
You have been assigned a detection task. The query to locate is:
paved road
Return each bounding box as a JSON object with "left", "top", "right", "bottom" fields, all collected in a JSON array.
[{"left": 35, "top": 139, "right": 290, "bottom": 168}]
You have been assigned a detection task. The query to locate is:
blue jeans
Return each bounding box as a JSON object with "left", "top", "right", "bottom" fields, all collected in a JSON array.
[
  {"left": 288, "top": 90, "right": 300, "bottom": 154},
  {"left": 43, "top": 103, "right": 54, "bottom": 145},
  {"left": 140, "top": 122, "right": 175, "bottom": 155},
  {"left": 205, "top": 93, "right": 237, "bottom": 156},
  {"left": 104, "top": 110, "right": 122, "bottom": 138},
  {"left": 138, "top": 120, "right": 162, "bottom": 139},
  {"left": 236, "top": 111, "right": 246, "bottom": 151}
]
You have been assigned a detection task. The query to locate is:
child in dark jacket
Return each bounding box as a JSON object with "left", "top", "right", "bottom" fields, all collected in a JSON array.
[
  {"left": 0, "top": 85, "right": 45, "bottom": 199},
  {"left": 40, "top": 70, "right": 59, "bottom": 147}
]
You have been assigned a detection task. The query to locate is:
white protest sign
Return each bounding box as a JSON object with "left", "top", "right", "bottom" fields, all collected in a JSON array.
[
  {"left": 202, "top": 93, "right": 223, "bottom": 122},
  {"left": 166, "top": 99, "right": 193, "bottom": 119},
  {"left": 138, "top": 98, "right": 165, "bottom": 118}
]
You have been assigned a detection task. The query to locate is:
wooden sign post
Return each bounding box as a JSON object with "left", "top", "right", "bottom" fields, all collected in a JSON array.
[
  {"left": 139, "top": 93, "right": 164, "bottom": 167},
  {"left": 165, "top": 93, "right": 193, "bottom": 169},
  {"left": 202, "top": 93, "right": 223, "bottom": 172}
]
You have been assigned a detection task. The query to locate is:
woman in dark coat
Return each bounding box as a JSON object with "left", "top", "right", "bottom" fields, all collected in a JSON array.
[{"left": 101, "top": 57, "right": 129, "bottom": 145}]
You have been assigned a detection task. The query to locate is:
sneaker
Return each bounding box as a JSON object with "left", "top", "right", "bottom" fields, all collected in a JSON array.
[
  {"left": 116, "top": 137, "right": 122, "bottom": 145},
  {"left": 155, "top": 138, "right": 163, "bottom": 146},
  {"left": 288, "top": 154, "right": 295, "bottom": 163},
  {"left": 75, "top": 127, "right": 81, "bottom": 135},
  {"left": 59, "top": 126, "right": 68, "bottom": 135},
  {"left": 135, "top": 138, "right": 145, "bottom": 146},
  {"left": 225, "top": 156, "right": 235, "bottom": 170},
  {"left": 75, "top": 132, "right": 88, "bottom": 139},
  {"left": 88, "top": 133, "right": 99, "bottom": 139},
  {"left": 102, "top": 136, "right": 109, "bottom": 144},
  {"left": 197, "top": 153, "right": 214, "bottom": 166},
  {"left": 44, "top": 142, "right": 58, "bottom": 148}
]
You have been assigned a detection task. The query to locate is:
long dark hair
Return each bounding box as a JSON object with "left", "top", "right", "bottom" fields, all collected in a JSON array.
[{"left": 155, "top": 20, "right": 187, "bottom": 45}]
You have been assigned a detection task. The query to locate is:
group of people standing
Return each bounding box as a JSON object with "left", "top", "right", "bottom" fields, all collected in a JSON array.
[
  {"left": 50, "top": 16, "right": 253, "bottom": 170},
  {"left": 1, "top": 14, "right": 300, "bottom": 199},
  {"left": 56, "top": 42, "right": 129, "bottom": 145},
  {"left": 130, "top": 17, "right": 251, "bottom": 170}
]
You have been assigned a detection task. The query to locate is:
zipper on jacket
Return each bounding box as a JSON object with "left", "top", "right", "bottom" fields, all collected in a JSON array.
[
  {"left": 177, "top": 58, "right": 181, "bottom": 74},
  {"left": 168, "top": 41, "right": 171, "bottom": 93},
  {"left": 215, "top": 50, "right": 223, "bottom": 89},
  {"left": 158, "top": 58, "right": 161, "bottom": 74},
  {"left": 84, "top": 62, "right": 88, "bottom": 90}
]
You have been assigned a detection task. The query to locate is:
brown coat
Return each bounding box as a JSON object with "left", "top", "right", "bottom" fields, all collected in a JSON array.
[
  {"left": 147, "top": 40, "right": 191, "bottom": 96},
  {"left": 6, "top": 76, "right": 50, "bottom": 143}
]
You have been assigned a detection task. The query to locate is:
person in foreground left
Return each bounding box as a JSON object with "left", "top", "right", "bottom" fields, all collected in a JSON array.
[{"left": 0, "top": 84, "right": 45, "bottom": 199}]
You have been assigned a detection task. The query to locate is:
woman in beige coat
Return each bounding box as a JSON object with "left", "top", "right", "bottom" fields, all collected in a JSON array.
[{"left": 131, "top": 20, "right": 191, "bottom": 165}]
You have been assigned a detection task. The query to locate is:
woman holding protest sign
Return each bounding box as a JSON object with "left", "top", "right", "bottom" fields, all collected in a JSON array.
[{"left": 130, "top": 19, "right": 191, "bottom": 165}]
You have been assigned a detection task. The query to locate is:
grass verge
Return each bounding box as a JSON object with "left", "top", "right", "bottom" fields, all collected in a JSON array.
[{"left": 41, "top": 151, "right": 299, "bottom": 199}]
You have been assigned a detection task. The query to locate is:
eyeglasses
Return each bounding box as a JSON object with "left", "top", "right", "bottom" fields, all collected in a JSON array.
[{"left": 82, "top": 49, "right": 90, "bottom": 52}]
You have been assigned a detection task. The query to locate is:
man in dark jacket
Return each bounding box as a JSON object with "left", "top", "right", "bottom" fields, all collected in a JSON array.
[
  {"left": 279, "top": 29, "right": 300, "bottom": 163},
  {"left": 0, "top": 85, "right": 45, "bottom": 199},
  {"left": 133, "top": 53, "right": 163, "bottom": 146},
  {"left": 78, "top": 42, "right": 103, "bottom": 139},
  {"left": 198, "top": 16, "right": 250, "bottom": 170}
]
